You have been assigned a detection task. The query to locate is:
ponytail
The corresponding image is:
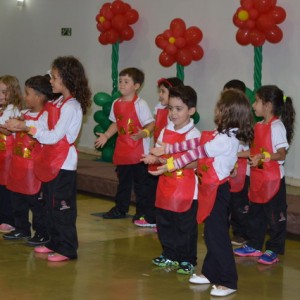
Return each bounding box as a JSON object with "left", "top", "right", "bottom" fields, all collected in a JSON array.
[{"left": 281, "top": 96, "right": 295, "bottom": 144}]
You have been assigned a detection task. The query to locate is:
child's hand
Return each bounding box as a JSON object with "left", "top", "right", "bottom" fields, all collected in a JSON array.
[
  {"left": 150, "top": 142, "right": 166, "bottom": 156},
  {"left": 148, "top": 163, "right": 168, "bottom": 176},
  {"left": 94, "top": 133, "right": 108, "bottom": 148},
  {"left": 130, "top": 128, "right": 145, "bottom": 141},
  {"left": 5, "top": 119, "right": 26, "bottom": 131},
  {"left": 141, "top": 154, "right": 158, "bottom": 164},
  {"left": 249, "top": 154, "right": 262, "bottom": 167}
]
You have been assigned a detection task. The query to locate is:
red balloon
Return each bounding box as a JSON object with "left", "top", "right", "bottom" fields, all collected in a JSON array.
[
  {"left": 155, "top": 34, "right": 168, "bottom": 49},
  {"left": 159, "top": 52, "right": 176, "bottom": 67},
  {"left": 111, "top": 0, "right": 126, "bottom": 14},
  {"left": 163, "top": 29, "right": 172, "bottom": 39},
  {"left": 174, "top": 37, "right": 186, "bottom": 49},
  {"left": 165, "top": 44, "right": 178, "bottom": 56},
  {"left": 189, "top": 45, "right": 204, "bottom": 61},
  {"left": 170, "top": 18, "right": 186, "bottom": 37},
  {"left": 241, "top": 0, "right": 254, "bottom": 10},
  {"left": 101, "top": 3, "right": 114, "bottom": 20},
  {"left": 233, "top": 13, "right": 247, "bottom": 29},
  {"left": 123, "top": 2, "right": 131, "bottom": 12},
  {"left": 249, "top": 9, "right": 259, "bottom": 20},
  {"left": 102, "top": 20, "right": 112, "bottom": 30},
  {"left": 176, "top": 49, "right": 193, "bottom": 66},
  {"left": 184, "top": 27, "right": 203, "bottom": 45},
  {"left": 250, "top": 29, "right": 266, "bottom": 46},
  {"left": 98, "top": 32, "right": 108, "bottom": 45},
  {"left": 253, "top": 0, "right": 274, "bottom": 13},
  {"left": 97, "top": 23, "right": 104, "bottom": 32},
  {"left": 120, "top": 26, "right": 134, "bottom": 41},
  {"left": 265, "top": 25, "right": 283, "bottom": 43},
  {"left": 270, "top": 6, "right": 286, "bottom": 24},
  {"left": 256, "top": 14, "right": 275, "bottom": 32},
  {"left": 106, "top": 28, "right": 119, "bottom": 44},
  {"left": 246, "top": 19, "right": 256, "bottom": 29},
  {"left": 111, "top": 14, "right": 127, "bottom": 31},
  {"left": 125, "top": 9, "right": 139, "bottom": 25},
  {"left": 236, "top": 28, "right": 251, "bottom": 46}
]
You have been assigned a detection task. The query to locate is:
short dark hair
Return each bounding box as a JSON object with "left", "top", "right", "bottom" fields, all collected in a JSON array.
[
  {"left": 25, "top": 75, "right": 53, "bottom": 100},
  {"left": 119, "top": 68, "right": 144, "bottom": 85},
  {"left": 157, "top": 77, "right": 184, "bottom": 90},
  {"left": 169, "top": 85, "right": 197, "bottom": 109},
  {"left": 223, "top": 79, "right": 246, "bottom": 93}
]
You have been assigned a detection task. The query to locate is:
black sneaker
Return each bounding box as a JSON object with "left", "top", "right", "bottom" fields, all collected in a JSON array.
[
  {"left": 26, "top": 233, "right": 50, "bottom": 246},
  {"left": 3, "top": 230, "right": 31, "bottom": 240},
  {"left": 102, "top": 206, "right": 126, "bottom": 219}
]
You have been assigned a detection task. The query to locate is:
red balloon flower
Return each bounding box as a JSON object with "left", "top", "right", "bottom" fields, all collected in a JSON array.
[
  {"left": 233, "top": 0, "right": 286, "bottom": 47},
  {"left": 155, "top": 18, "right": 204, "bottom": 67},
  {"left": 96, "top": 0, "right": 139, "bottom": 45}
]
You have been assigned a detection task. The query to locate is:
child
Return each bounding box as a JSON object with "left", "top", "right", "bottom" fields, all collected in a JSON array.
[
  {"left": 6, "top": 56, "right": 92, "bottom": 262},
  {"left": 95, "top": 68, "right": 155, "bottom": 226},
  {"left": 0, "top": 75, "right": 22, "bottom": 233},
  {"left": 3, "top": 75, "right": 53, "bottom": 246},
  {"left": 150, "top": 89, "right": 253, "bottom": 297},
  {"left": 234, "top": 85, "right": 295, "bottom": 265},
  {"left": 143, "top": 85, "right": 200, "bottom": 274},
  {"left": 223, "top": 79, "right": 250, "bottom": 246}
]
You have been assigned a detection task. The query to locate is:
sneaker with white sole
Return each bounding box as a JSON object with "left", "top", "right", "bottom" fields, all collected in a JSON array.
[
  {"left": 3, "top": 230, "right": 30, "bottom": 240},
  {"left": 210, "top": 285, "right": 237, "bottom": 296},
  {"left": 177, "top": 262, "right": 194, "bottom": 275},
  {"left": 189, "top": 274, "right": 210, "bottom": 284},
  {"left": 27, "top": 233, "right": 50, "bottom": 246},
  {"left": 0, "top": 223, "right": 15, "bottom": 233},
  {"left": 257, "top": 250, "right": 279, "bottom": 265},
  {"left": 134, "top": 217, "right": 156, "bottom": 228},
  {"left": 152, "top": 255, "right": 179, "bottom": 268},
  {"left": 233, "top": 245, "right": 262, "bottom": 257}
]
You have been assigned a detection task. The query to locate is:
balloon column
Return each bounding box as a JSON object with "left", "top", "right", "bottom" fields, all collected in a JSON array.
[
  {"left": 94, "top": 0, "right": 139, "bottom": 162},
  {"left": 155, "top": 18, "right": 203, "bottom": 124}
]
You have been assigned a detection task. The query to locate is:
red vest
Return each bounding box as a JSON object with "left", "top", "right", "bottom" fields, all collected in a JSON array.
[
  {"left": 0, "top": 133, "right": 14, "bottom": 185},
  {"left": 34, "top": 98, "right": 73, "bottom": 182},
  {"left": 229, "top": 157, "right": 247, "bottom": 193},
  {"left": 153, "top": 108, "right": 169, "bottom": 144},
  {"left": 7, "top": 112, "right": 42, "bottom": 195},
  {"left": 197, "top": 131, "right": 229, "bottom": 223},
  {"left": 156, "top": 128, "right": 196, "bottom": 212},
  {"left": 249, "top": 119, "right": 281, "bottom": 203},
  {"left": 113, "top": 96, "right": 144, "bottom": 165}
]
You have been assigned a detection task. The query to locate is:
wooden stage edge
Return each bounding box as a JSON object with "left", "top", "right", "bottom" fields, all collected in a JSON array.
[{"left": 77, "top": 158, "right": 300, "bottom": 236}]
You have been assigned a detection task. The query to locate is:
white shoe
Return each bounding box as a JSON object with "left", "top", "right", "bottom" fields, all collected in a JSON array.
[
  {"left": 189, "top": 273, "right": 210, "bottom": 284},
  {"left": 210, "top": 285, "right": 237, "bottom": 297}
]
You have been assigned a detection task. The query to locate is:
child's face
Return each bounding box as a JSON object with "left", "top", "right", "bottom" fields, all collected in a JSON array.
[
  {"left": 24, "top": 86, "right": 43, "bottom": 111},
  {"left": 0, "top": 82, "right": 8, "bottom": 106},
  {"left": 49, "top": 68, "right": 65, "bottom": 94},
  {"left": 158, "top": 85, "right": 169, "bottom": 106},
  {"left": 118, "top": 75, "right": 140, "bottom": 100},
  {"left": 252, "top": 96, "right": 266, "bottom": 117},
  {"left": 168, "top": 96, "right": 195, "bottom": 130}
]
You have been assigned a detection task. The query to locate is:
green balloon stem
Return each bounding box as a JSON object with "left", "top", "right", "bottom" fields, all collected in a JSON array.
[
  {"left": 112, "top": 42, "right": 119, "bottom": 96},
  {"left": 254, "top": 46, "right": 263, "bottom": 92},
  {"left": 176, "top": 64, "right": 184, "bottom": 82}
]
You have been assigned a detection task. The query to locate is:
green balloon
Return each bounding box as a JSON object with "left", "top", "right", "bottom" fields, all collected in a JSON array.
[
  {"left": 191, "top": 111, "right": 200, "bottom": 124},
  {"left": 112, "top": 90, "right": 121, "bottom": 100},
  {"left": 93, "top": 92, "right": 112, "bottom": 106},
  {"left": 101, "top": 146, "right": 114, "bottom": 162},
  {"left": 93, "top": 124, "right": 105, "bottom": 137},
  {"left": 103, "top": 101, "right": 112, "bottom": 116}
]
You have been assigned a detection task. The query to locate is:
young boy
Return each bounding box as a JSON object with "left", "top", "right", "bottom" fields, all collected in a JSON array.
[
  {"left": 95, "top": 68, "right": 155, "bottom": 225},
  {"left": 142, "top": 85, "right": 200, "bottom": 275}
]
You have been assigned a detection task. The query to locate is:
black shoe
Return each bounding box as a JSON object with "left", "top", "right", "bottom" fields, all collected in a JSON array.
[
  {"left": 3, "top": 230, "right": 31, "bottom": 240},
  {"left": 102, "top": 206, "right": 126, "bottom": 219},
  {"left": 26, "top": 233, "right": 50, "bottom": 246}
]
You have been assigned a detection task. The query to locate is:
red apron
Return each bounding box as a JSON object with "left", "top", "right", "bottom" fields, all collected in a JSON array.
[
  {"left": 197, "top": 131, "right": 229, "bottom": 223},
  {"left": 156, "top": 128, "right": 196, "bottom": 212},
  {"left": 113, "top": 96, "right": 144, "bottom": 165},
  {"left": 153, "top": 108, "right": 169, "bottom": 144},
  {"left": 229, "top": 157, "right": 247, "bottom": 192},
  {"left": 34, "top": 98, "right": 73, "bottom": 182},
  {"left": 7, "top": 112, "right": 42, "bottom": 194},
  {"left": 249, "top": 118, "right": 281, "bottom": 203},
  {"left": 0, "top": 133, "right": 14, "bottom": 185}
]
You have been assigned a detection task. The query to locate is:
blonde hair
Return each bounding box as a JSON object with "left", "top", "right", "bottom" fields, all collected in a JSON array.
[{"left": 0, "top": 75, "right": 23, "bottom": 109}]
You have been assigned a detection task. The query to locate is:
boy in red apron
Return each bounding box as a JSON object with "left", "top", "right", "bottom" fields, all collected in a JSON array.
[
  {"left": 95, "top": 68, "right": 155, "bottom": 225},
  {"left": 234, "top": 85, "right": 295, "bottom": 265}
]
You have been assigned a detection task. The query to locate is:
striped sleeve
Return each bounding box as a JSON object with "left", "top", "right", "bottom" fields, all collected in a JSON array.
[
  {"left": 165, "top": 137, "right": 200, "bottom": 154},
  {"left": 173, "top": 145, "right": 207, "bottom": 169}
]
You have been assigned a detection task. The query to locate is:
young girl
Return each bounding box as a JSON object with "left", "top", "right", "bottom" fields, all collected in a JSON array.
[
  {"left": 3, "top": 75, "right": 53, "bottom": 245},
  {"left": 6, "top": 56, "right": 92, "bottom": 262},
  {"left": 0, "top": 75, "right": 22, "bottom": 233},
  {"left": 150, "top": 89, "right": 253, "bottom": 297},
  {"left": 234, "top": 85, "right": 295, "bottom": 265}
]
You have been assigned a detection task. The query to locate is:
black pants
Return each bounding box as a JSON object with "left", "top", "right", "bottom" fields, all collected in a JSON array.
[
  {"left": 156, "top": 200, "right": 198, "bottom": 265},
  {"left": 0, "top": 185, "right": 14, "bottom": 226},
  {"left": 43, "top": 170, "right": 78, "bottom": 259},
  {"left": 230, "top": 176, "right": 250, "bottom": 238},
  {"left": 11, "top": 191, "right": 47, "bottom": 236},
  {"left": 115, "top": 163, "right": 156, "bottom": 223},
  {"left": 202, "top": 182, "right": 238, "bottom": 290},
  {"left": 246, "top": 178, "right": 287, "bottom": 255}
]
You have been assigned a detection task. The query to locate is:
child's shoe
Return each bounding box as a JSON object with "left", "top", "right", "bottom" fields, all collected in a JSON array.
[
  {"left": 210, "top": 285, "right": 237, "bottom": 296},
  {"left": 189, "top": 274, "right": 210, "bottom": 284},
  {"left": 152, "top": 255, "right": 179, "bottom": 268},
  {"left": 134, "top": 217, "right": 156, "bottom": 228},
  {"left": 233, "top": 245, "right": 262, "bottom": 257},
  {"left": 102, "top": 206, "right": 126, "bottom": 219},
  {"left": 34, "top": 245, "right": 54, "bottom": 254},
  {"left": 48, "top": 253, "right": 70, "bottom": 262},
  {"left": 257, "top": 250, "right": 279, "bottom": 265},
  {"left": 177, "top": 262, "right": 194, "bottom": 275},
  {"left": 3, "top": 230, "right": 30, "bottom": 240},
  {"left": 0, "top": 223, "right": 15, "bottom": 233},
  {"left": 27, "top": 233, "right": 50, "bottom": 246},
  {"left": 231, "top": 236, "right": 247, "bottom": 246}
]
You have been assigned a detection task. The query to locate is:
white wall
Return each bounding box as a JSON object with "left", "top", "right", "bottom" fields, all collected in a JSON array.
[{"left": 1, "top": 0, "right": 300, "bottom": 184}]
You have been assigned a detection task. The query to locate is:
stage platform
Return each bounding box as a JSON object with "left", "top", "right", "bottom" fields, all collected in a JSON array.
[{"left": 77, "top": 158, "right": 300, "bottom": 235}]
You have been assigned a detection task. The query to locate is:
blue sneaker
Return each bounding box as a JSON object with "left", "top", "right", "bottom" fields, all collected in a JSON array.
[
  {"left": 258, "top": 250, "right": 279, "bottom": 265},
  {"left": 152, "top": 255, "right": 179, "bottom": 268},
  {"left": 233, "top": 245, "right": 262, "bottom": 257}
]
